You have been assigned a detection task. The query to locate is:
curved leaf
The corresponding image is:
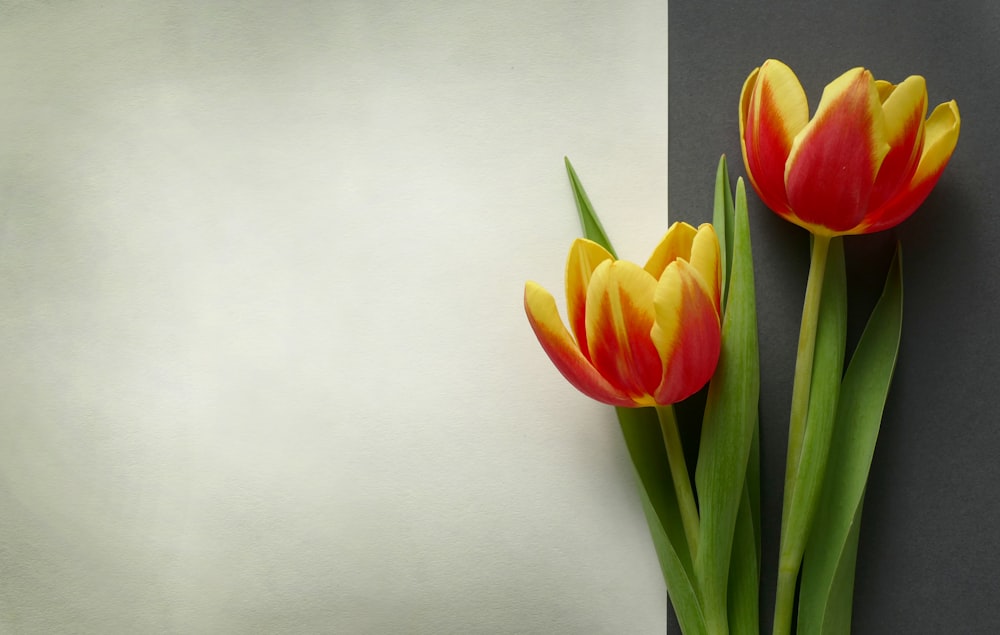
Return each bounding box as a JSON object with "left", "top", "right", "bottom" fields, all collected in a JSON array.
[
  {"left": 565, "top": 157, "right": 617, "bottom": 258},
  {"left": 619, "top": 408, "right": 708, "bottom": 635},
  {"left": 713, "top": 155, "right": 736, "bottom": 309},
  {"left": 798, "top": 246, "right": 903, "bottom": 635},
  {"left": 694, "top": 178, "right": 760, "bottom": 631},
  {"left": 565, "top": 158, "right": 706, "bottom": 631}
]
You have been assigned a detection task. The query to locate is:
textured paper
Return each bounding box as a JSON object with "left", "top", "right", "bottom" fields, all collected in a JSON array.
[{"left": 0, "top": 1, "right": 671, "bottom": 633}]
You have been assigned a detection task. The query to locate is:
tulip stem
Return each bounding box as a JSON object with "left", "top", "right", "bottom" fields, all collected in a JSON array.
[
  {"left": 656, "top": 405, "right": 699, "bottom": 561},
  {"left": 772, "top": 233, "right": 831, "bottom": 635}
]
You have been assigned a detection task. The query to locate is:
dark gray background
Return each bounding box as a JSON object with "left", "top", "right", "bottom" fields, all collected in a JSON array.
[{"left": 670, "top": 2, "right": 1000, "bottom": 633}]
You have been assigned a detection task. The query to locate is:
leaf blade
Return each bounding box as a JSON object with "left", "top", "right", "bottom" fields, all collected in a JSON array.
[
  {"left": 618, "top": 408, "right": 707, "bottom": 635},
  {"left": 565, "top": 157, "right": 617, "bottom": 258},
  {"left": 797, "top": 246, "right": 904, "bottom": 635},
  {"left": 565, "top": 160, "right": 706, "bottom": 631},
  {"left": 726, "top": 482, "right": 760, "bottom": 634},
  {"left": 694, "top": 178, "right": 760, "bottom": 627},
  {"left": 713, "top": 156, "right": 736, "bottom": 309}
]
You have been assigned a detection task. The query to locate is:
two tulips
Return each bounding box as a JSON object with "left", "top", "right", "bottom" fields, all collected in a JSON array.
[
  {"left": 527, "top": 59, "right": 959, "bottom": 401},
  {"left": 524, "top": 59, "right": 960, "bottom": 635}
]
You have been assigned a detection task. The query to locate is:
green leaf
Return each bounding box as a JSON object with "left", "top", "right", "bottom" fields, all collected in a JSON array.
[
  {"left": 713, "top": 156, "right": 736, "bottom": 309},
  {"left": 728, "top": 413, "right": 762, "bottom": 635},
  {"left": 727, "top": 480, "right": 759, "bottom": 634},
  {"left": 797, "top": 246, "right": 903, "bottom": 635},
  {"left": 777, "top": 237, "right": 848, "bottom": 582},
  {"left": 565, "top": 157, "right": 617, "bottom": 257},
  {"left": 564, "top": 158, "right": 706, "bottom": 631},
  {"left": 694, "top": 178, "right": 760, "bottom": 631},
  {"left": 816, "top": 495, "right": 863, "bottom": 635},
  {"left": 715, "top": 158, "right": 760, "bottom": 634},
  {"left": 619, "top": 408, "right": 708, "bottom": 635},
  {"left": 747, "top": 417, "right": 761, "bottom": 569}
]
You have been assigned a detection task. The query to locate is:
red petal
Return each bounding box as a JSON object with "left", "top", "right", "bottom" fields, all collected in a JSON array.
[
  {"left": 584, "top": 261, "right": 662, "bottom": 404},
  {"left": 860, "top": 100, "right": 960, "bottom": 233},
  {"left": 651, "top": 260, "right": 722, "bottom": 405},
  {"left": 740, "top": 60, "right": 809, "bottom": 219},
  {"left": 867, "top": 76, "right": 928, "bottom": 213},
  {"left": 525, "top": 282, "right": 634, "bottom": 406},
  {"left": 784, "top": 68, "right": 890, "bottom": 233},
  {"left": 564, "top": 239, "right": 614, "bottom": 361}
]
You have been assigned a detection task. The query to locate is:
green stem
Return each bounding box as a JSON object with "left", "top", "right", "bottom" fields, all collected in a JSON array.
[
  {"left": 772, "top": 568, "right": 799, "bottom": 635},
  {"left": 772, "top": 234, "right": 831, "bottom": 635},
  {"left": 656, "top": 405, "right": 700, "bottom": 561}
]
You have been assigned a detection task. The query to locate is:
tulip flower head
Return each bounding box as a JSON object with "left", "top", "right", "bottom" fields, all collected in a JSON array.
[
  {"left": 524, "top": 223, "right": 722, "bottom": 407},
  {"left": 740, "top": 59, "right": 960, "bottom": 236}
]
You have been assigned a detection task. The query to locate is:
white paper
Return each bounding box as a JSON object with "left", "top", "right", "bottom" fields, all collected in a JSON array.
[{"left": 0, "top": 1, "right": 670, "bottom": 632}]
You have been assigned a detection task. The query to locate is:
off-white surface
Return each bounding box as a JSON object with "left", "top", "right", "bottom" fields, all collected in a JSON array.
[{"left": 0, "top": 1, "right": 670, "bottom": 632}]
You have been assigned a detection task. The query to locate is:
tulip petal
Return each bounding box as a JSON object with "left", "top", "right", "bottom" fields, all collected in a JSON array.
[
  {"left": 651, "top": 260, "right": 722, "bottom": 405},
  {"left": 862, "top": 100, "right": 960, "bottom": 233},
  {"left": 785, "top": 68, "right": 890, "bottom": 233},
  {"left": 565, "top": 239, "right": 615, "bottom": 359},
  {"left": 868, "top": 75, "right": 928, "bottom": 212},
  {"left": 874, "top": 80, "right": 895, "bottom": 103},
  {"left": 644, "top": 222, "right": 696, "bottom": 279},
  {"left": 524, "top": 281, "right": 634, "bottom": 407},
  {"left": 740, "top": 60, "right": 810, "bottom": 218},
  {"left": 689, "top": 224, "right": 722, "bottom": 314},
  {"left": 584, "top": 260, "right": 662, "bottom": 404}
]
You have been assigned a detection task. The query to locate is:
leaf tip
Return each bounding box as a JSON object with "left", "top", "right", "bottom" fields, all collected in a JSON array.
[
  {"left": 735, "top": 177, "right": 747, "bottom": 205},
  {"left": 564, "top": 156, "right": 576, "bottom": 175}
]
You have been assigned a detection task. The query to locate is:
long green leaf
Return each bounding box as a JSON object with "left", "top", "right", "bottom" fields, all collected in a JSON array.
[
  {"left": 694, "top": 178, "right": 760, "bottom": 631},
  {"left": 798, "top": 246, "right": 904, "bottom": 635},
  {"left": 728, "top": 412, "right": 761, "bottom": 635},
  {"left": 716, "top": 158, "right": 760, "bottom": 634},
  {"left": 713, "top": 155, "right": 736, "bottom": 309},
  {"left": 565, "top": 158, "right": 706, "bottom": 631},
  {"left": 617, "top": 408, "right": 694, "bottom": 579},
  {"left": 727, "top": 481, "right": 759, "bottom": 634},
  {"left": 565, "top": 157, "right": 617, "bottom": 258},
  {"left": 817, "top": 494, "right": 863, "bottom": 635},
  {"left": 747, "top": 417, "right": 761, "bottom": 569},
  {"left": 619, "top": 409, "right": 708, "bottom": 635}
]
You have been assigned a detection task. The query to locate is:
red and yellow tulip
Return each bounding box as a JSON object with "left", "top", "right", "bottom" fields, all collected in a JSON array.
[
  {"left": 740, "top": 59, "right": 960, "bottom": 236},
  {"left": 524, "top": 222, "right": 722, "bottom": 407}
]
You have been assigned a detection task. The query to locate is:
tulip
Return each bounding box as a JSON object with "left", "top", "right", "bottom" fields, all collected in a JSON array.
[
  {"left": 740, "top": 59, "right": 960, "bottom": 236},
  {"left": 524, "top": 222, "right": 722, "bottom": 408},
  {"left": 740, "top": 60, "right": 961, "bottom": 635}
]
